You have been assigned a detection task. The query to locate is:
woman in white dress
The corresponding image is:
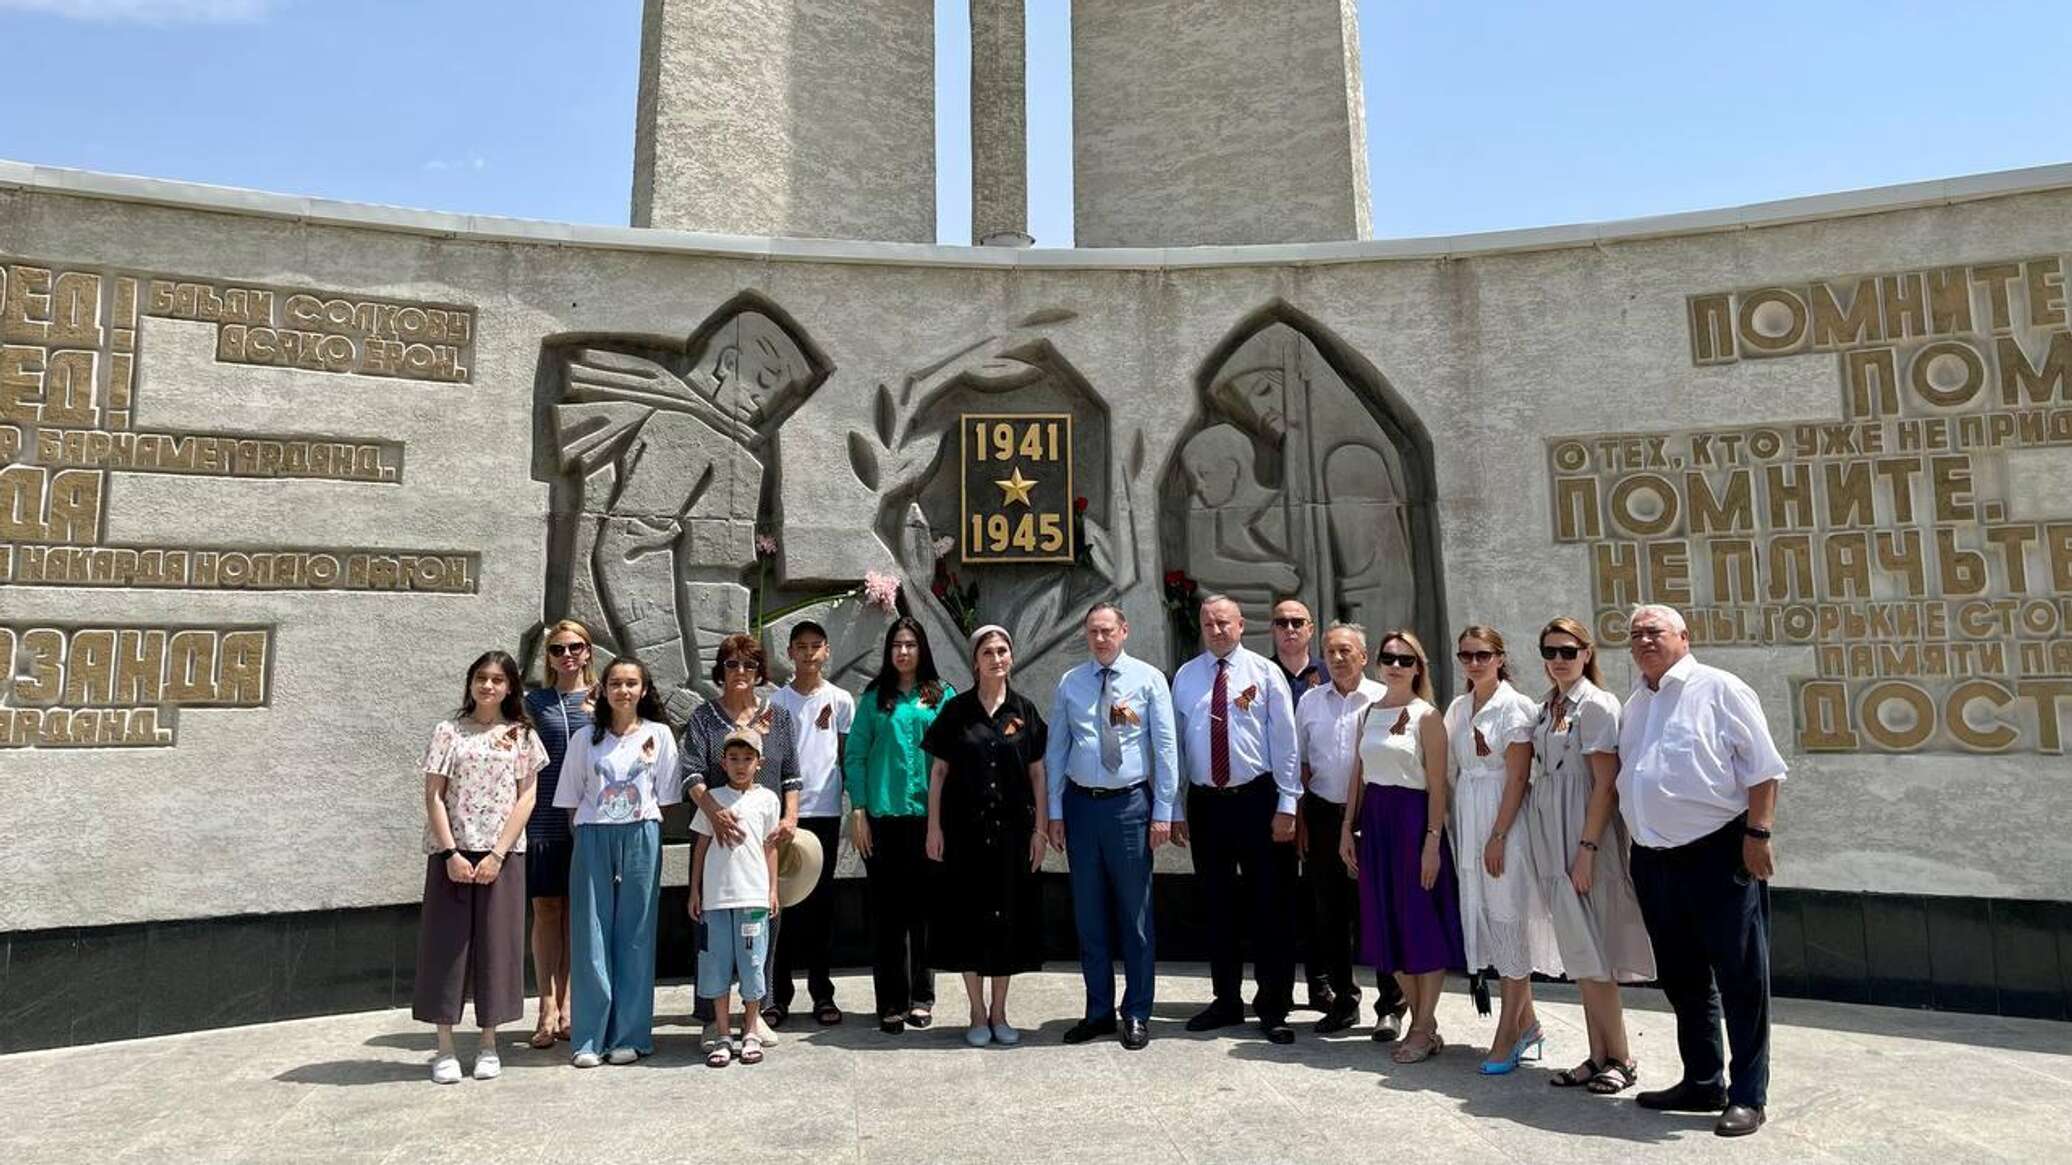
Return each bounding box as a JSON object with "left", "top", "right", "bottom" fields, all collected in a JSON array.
[
  {"left": 1527, "top": 617, "right": 1654, "bottom": 1094},
  {"left": 1448, "top": 624, "right": 1562, "bottom": 1075}
]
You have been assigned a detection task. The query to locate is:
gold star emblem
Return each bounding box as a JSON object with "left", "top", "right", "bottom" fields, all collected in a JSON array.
[{"left": 995, "top": 466, "right": 1038, "bottom": 507}]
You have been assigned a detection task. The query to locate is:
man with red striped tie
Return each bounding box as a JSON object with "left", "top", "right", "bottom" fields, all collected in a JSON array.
[{"left": 1170, "top": 594, "right": 1302, "bottom": 1044}]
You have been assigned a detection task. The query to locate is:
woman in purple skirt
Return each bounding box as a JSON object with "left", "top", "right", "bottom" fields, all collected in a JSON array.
[{"left": 1339, "top": 629, "right": 1467, "bottom": 1064}]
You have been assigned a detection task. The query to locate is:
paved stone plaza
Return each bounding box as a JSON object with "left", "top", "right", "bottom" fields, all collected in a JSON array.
[{"left": 4, "top": 966, "right": 2066, "bottom": 1163}]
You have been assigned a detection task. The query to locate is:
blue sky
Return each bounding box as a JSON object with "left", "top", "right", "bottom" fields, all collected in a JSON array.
[{"left": 2, "top": 0, "right": 2069, "bottom": 247}]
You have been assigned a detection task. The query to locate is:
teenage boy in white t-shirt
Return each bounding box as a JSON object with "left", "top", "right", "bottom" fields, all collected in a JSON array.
[
  {"left": 768, "top": 620, "right": 856, "bottom": 1026},
  {"left": 691, "top": 729, "right": 783, "bottom": 1066}
]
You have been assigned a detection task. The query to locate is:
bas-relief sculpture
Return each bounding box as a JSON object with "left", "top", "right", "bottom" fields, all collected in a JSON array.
[
  {"left": 537, "top": 296, "right": 829, "bottom": 716},
  {"left": 539, "top": 299, "right": 1440, "bottom": 699},
  {"left": 1163, "top": 311, "right": 1437, "bottom": 661},
  {"left": 844, "top": 310, "right": 1146, "bottom": 693}
]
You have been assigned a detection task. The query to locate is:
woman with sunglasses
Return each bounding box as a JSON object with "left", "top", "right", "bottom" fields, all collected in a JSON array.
[
  {"left": 680, "top": 633, "right": 802, "bottom": 1039},
  {"left": 554, "top": 656, "right": 680, "bottom": 1067},
  {"left": 1447, "top": 624, "right": 1562, "bottom": 1076},
  {"left": 521, "top": 619, "right": 595, "bottom": 1048},
  {"left": 1341, "top": 631, "right": 1465, "bottom": 1064},
  {"left": 844, "top": 616, "right": 952, "bottom": 1034},
  {"left": 1528, "top": 617, "right": 1653, "bottom": 1094}
]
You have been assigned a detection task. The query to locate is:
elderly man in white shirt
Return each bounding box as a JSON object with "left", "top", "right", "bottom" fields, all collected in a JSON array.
[
  {"left": 1172, "top": 594, "right": 1302, "bottom": 1043},
  {"left": 1617, "top": 604, "right": 1785, "bottom": 1139},
  {"left": 1294, "top": 622, "right": 1408, "bottom": 1037}
]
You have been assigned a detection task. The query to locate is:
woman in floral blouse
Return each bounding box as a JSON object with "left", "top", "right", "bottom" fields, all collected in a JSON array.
[{"left": 413, "top": 649, "right": 547, "bottom": 1085}]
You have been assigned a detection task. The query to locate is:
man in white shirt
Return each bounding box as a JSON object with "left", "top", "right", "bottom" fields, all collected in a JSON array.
[
  {"left": 1293, "top": 622, "right": 1405, "bottom": 1036},
  {"left": 1617, "top": 604, "right": 1786, "bottom": 1138},
  {"left": 767, "top": 620, "right": 855, "bottom": 1027},
  {"left": 1172, "top": 594, "right": 1302, "bottom": 1043}
]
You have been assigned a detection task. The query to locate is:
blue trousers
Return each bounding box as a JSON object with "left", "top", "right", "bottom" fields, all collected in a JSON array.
[
  {"left": 1063, "top": 783, "right": 1156, "bottom": 1022},
  {"left": 569, "top": 820, "right": 661, "bottom": 1056}
]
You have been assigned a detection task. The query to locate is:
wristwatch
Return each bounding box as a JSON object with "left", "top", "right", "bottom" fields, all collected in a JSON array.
[{"left": 1743, "top": 824, "right": 1773, "bottom": 840}]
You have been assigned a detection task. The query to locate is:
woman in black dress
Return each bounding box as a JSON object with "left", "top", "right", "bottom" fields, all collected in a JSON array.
[{"left": 923, "top": 624, "right": 1050, "bottom": 1048}]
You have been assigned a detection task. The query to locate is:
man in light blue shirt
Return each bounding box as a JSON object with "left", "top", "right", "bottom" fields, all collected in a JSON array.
[
  {"left": 1170, "top": 593, "right": 1302, "bottom": 1043},
  {"left": 1043, "top": 601, "right": 1178, "bottom": 1050}
]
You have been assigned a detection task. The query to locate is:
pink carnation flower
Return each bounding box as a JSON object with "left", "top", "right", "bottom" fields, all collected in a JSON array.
[
  {"left": 861, "top": 569, "right": 901, "bottom": 613},
  {"left": 756, "top": 534, "right": 778, "bottom": 557}
]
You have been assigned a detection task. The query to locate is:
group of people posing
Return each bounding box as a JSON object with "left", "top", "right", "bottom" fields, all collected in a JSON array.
[{"left": 412, "top": 595, "right": 1785, "bottom": 1138}]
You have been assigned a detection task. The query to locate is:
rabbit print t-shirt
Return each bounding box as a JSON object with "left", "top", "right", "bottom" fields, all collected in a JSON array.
[{"left": 552, "top": 720, "right": 683, "bottom": 826}]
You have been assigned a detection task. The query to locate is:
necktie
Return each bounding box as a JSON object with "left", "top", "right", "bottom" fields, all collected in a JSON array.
[
  {"left": 1210, "top": 657, "right": 1231, "bottom": 787},
  {"left": 1098, "top": 667, "right": 1123, "bottom": 773}
]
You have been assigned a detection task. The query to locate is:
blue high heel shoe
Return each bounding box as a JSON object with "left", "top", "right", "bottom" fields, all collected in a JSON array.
[{"left": 1478, "top": 1023, "right": 1545, "bottom": 1075}]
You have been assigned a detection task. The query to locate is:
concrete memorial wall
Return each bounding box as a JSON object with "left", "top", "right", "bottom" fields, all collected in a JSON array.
[{"left": 4, "top": 161, "right": 2071, "bottom": 1043}]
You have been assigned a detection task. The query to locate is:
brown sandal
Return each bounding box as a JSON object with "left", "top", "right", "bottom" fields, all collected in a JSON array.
[
  {"left": 528, "top": 1024, "right": 558, "bottom": 1050},
  {"left": 1391, "top": 1028, "right": 1443, "bottom": 1064}
]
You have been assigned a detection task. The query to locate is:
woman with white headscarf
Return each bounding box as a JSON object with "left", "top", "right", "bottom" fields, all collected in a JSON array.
[{"left": 922, "top": 625, "right": 1051, "bottom": 1047}]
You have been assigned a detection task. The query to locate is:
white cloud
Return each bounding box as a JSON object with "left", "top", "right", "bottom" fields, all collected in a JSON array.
[
  {"left": 421, "top": 154, "right": 489, "bottom": 175},
  {"left": 0, "top": 0, "right": 278, "bottom": 23}
]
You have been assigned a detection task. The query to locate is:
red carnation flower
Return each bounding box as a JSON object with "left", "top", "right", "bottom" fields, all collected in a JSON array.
[{"left": 1073, "top": 495, "right": 1089, "bottom": 513}]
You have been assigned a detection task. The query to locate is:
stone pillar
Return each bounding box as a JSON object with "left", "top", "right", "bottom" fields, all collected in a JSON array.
[
  {"left": 969, "top": 0, "right": 1030, "bottom": 246},
  {"left": 632, "top": 0, "right": 936, "bottom": 243},
  {"left": 1071, "top": 0, "right": 1371, "bottom": 248}
]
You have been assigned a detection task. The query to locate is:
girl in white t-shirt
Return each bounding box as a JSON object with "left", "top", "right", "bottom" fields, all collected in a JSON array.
[{"left": 552, "top": 656, "right": 681, "bottom": 1068}]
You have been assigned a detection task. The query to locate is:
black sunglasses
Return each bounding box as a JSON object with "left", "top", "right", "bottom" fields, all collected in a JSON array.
[
  {"left": 1456, "top": 649, "right": 1498, "bottom": 665},
  {"left": 721, "top": 658, "right": 757, "bottom": 672},
  {"left": 1375, "top": 651, "right": 1419, "bottom": 669},
  {"left": 1271, "top": 617, "right": 1310, "bottom": 629},
  {"left": 1539, "top": 645, "right": 1585, "bottom": 661},
  {"left": 546, "top": 642, "right": 588, "bottom": 657}
]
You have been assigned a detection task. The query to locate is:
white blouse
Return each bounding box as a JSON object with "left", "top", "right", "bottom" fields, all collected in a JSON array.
[
  {"left": 1447, "top": 681, "right": 1537, "bottom": 781},
  {"left": 1356, "top": 698, "right": 1438, "bottom": 791}
]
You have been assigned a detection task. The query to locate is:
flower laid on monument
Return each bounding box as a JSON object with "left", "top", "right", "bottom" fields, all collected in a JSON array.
[
  {"left": 929, "top": 552, "right": 982, "bottom": 635},
  {"left": 756, "top": 533, "right": 778, "bottom": 558},
  {"left": 861, "top": 569, "right": 901, "bottom": 614},
  {"left": 932, "top": 534, "right": 956, "bottom": 558},
  {"left": 1073, "top": 495, "right": 1088, "bottom": 513}
]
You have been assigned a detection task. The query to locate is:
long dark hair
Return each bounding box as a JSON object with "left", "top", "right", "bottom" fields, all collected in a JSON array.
[
  {"left": 590, "top": 655, "right": 671, "bottom": 744},
  {"left": 864, "top": 616, "right": 944, "bottom": 712},
  {"left": 457, "top": 650, "right": 534, "bottom": 729}
]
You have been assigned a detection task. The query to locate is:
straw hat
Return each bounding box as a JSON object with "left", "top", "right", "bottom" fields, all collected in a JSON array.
[{"left": 776, "top": 827, "right": 824, "bottom": 909}]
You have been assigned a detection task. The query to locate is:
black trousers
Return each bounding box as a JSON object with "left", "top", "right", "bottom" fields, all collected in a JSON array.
[
  {"left": 1300, "top": 794, "right": 1405, "bottom": 1019},
  {"left": 862, "top": 813, "right": 935, "bottom": 1017},
  {"left": 1189, "top": 777, "right": 1297, "bottom": 1024},
  {"left": 1631, "top": 815, "right": 1771, "bottom": 1108},
  {"left": 772, "top": 816, "right": 841, "bottom": 1012}
]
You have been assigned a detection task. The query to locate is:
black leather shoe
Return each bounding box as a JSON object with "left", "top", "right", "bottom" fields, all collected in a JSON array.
[
  {"left": 1261, "top": 1021, "right": 1296, "bottom": 1045},
  {"left": 1636, "top": 1082, "right": 1730, "bottom": 1112},
  {"left": 1301, "top": 989, "right": 1335, "bottom": 1014},
  {"left": 1062, "top": 1017, "right": 1118, "bottom": 1045},
  {"left": 1314, "top": 1002, "right": 1360, "bottom": 1035},
  {"left": 1184, "top": 1005, "right": 1245, "bottom": 1033},
  {"left": 1714, "top": 1104, "right": 1765, "bottom": 1137},
  {"left": 1121, "top": 1018, "right": 1150, "bottom": 1050}
]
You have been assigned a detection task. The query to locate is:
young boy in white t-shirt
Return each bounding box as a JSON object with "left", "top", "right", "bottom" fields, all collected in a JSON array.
[{"left": 691, "top": 728, "right": 783, "bottom": 1067}]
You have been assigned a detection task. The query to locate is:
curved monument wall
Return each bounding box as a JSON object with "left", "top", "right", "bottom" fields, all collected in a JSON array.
[{"left": 4, "top": 162, "right": 2071, "bottom": 1031}]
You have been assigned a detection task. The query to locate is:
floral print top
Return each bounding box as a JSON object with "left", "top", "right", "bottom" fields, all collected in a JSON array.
[{"left": 421, "top": 718, "right": 548, "bottom": 854}]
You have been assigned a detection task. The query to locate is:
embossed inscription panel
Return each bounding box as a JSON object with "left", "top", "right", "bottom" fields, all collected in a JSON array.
[
  {"left": 1, "top": 256, "right": 482, "bottom": 748},
  {"left": 1550, "top": 255, "right": 2072, "bottom": 754}
]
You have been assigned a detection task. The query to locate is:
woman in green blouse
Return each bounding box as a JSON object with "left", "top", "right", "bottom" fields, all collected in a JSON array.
[{"left": 844, "top": 616, "right": 953, "bottom": 1033}]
